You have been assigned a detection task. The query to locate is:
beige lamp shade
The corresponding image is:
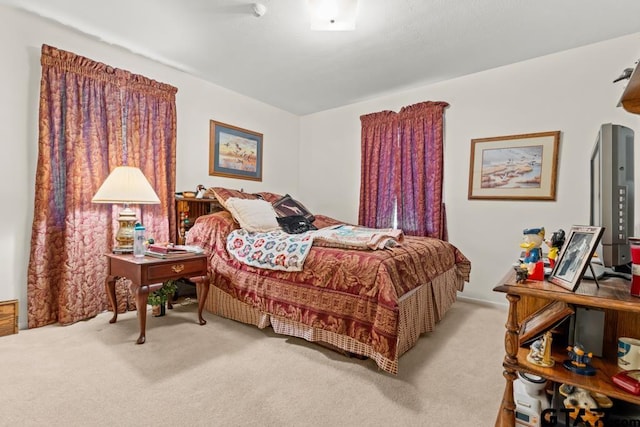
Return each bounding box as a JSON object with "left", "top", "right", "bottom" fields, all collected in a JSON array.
[
  {"left": 92, "top": 166, "right": 160, "bottom": 204},
  {"left": 92, "top": 166, "right": 160, "bottom": 253}
]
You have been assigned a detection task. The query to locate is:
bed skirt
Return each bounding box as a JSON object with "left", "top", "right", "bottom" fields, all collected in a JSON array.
[{"left": 204, "top": 266, "right": 465, "bottom": 374}]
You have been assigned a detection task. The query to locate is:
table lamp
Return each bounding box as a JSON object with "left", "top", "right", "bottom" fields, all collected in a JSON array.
[{"left": 92, "top": 166, "right": 160, "bottom": 253}]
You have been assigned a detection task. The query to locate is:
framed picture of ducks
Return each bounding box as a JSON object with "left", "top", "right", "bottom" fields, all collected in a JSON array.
[
  {"left": 209, "top": 120, "right": 263, "bottom": 181},
  {"left": 467, "top": 131, "right": 560, "bottom": 200}
]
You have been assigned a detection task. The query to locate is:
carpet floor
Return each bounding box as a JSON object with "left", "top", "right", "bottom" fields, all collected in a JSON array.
[{"left": 0, "top": 298, "right": 507, "bottom": 426}]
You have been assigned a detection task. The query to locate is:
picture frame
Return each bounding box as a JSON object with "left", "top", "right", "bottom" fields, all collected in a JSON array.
[
  {"left": 209, "top": 120, "right": 263, "bottom": 181},
  {"left": 468, "top": 131, "right": 560, "bottom": 200},
  {"left": 518, "top": 300, "right": 574, "bottom": 344},
  {"left": 548, "top": 225, "right": 604, "bottom": 292}
]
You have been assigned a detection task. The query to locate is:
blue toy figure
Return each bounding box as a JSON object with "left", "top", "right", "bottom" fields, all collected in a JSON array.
[{"left": 563, "top": 343, "right": 596, "bottom": 376}]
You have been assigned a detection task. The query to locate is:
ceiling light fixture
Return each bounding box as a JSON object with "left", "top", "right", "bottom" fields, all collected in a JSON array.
[
  {"left": 308, "top": 0, "right": 358, "bottom": 31},
  {"left": 252, "top": 3, "right": 267, "bottom": 17}
]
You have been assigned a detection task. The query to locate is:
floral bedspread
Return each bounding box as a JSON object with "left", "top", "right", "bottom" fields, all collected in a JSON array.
[{"left": 186, "top": 211, "right": 471, "bottom": 364}]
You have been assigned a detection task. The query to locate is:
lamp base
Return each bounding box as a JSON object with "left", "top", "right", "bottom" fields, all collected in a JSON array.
[{"left": 114, "top": 206, "right": 137, "bottom": 253}]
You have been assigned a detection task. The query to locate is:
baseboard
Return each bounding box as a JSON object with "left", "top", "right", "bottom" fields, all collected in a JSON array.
[{"left": 457, "top": 294, "right": 507, "bottom": 309}]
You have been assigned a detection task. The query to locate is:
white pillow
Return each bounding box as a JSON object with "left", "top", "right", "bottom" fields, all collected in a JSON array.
[{"left": 225, "top": 197, "right": 280, "bottom": 232}]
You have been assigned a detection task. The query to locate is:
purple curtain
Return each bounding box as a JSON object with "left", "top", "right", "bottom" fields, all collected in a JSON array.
[
  {"left": 359, "top": 101, "right": 449, "bottom": 239},
  {"left": 359, "top": 111, "right": 399, "bottom": 229},
  {"left": 27, "top": 45, "right": 177, "bottom": 328},
  {"left": 121, "top": 75, "right": 177, "bottom": 244}
]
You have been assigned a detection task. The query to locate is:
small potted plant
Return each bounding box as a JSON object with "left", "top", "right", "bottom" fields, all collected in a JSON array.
[{"left": 147, "top": 280, "right": 178, "bottom": 317}]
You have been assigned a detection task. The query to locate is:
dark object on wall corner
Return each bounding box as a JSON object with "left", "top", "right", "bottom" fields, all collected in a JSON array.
[
  {"left": 613, "top": 67, "right": 634, "bottom": 83},
  {"left": 277, "top": 215, "right": 317, "bottom": 234}
]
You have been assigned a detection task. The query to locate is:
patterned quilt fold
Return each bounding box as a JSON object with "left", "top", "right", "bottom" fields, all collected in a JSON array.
[{"left": 226, "top": 228, "right": 314, "bottom": 272}]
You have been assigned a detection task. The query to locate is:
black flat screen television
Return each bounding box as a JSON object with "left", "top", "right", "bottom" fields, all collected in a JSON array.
[{"left": 589, "top": 123, "right": 634, "bottom": 270}]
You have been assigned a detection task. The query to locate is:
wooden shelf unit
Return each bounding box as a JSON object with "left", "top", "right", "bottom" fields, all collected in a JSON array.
[
  {"left": 175, "top": 197, "right": 222, "bottom": 244},
  {"left": 493, "top": 270, "right": 640, "bottom": 426}
]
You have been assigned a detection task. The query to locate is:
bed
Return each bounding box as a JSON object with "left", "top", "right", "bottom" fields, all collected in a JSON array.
[{"left": 185, "top": 188, "right": 471, "bottom": 374}]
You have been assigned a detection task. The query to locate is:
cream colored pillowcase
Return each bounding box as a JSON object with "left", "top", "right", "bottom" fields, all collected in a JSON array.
[{"left": 225, "top": 197, "right": 280, "bottom": 232}]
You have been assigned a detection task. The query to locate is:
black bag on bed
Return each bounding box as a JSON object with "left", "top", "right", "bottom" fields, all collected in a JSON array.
[{"left": 277, "top": 215, "right": 317, "bottom": 234}]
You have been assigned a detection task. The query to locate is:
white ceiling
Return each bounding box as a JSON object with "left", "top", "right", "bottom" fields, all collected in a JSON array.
[{"left": 5, "top": 0, "right": 640, "bottom": 115}]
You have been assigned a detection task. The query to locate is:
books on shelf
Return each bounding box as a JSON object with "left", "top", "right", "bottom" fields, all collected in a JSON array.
[{"left": 145, "top": 244, "right": 204, "bottom": 258}]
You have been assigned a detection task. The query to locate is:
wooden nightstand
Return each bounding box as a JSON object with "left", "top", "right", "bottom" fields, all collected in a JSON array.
[{"left": 104, "top": 253, "right": 209, "bottom": 344}]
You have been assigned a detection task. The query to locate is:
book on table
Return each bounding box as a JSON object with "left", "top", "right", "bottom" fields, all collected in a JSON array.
[{"left": 146, "top": 244, "right": 204, "bottom": 258}]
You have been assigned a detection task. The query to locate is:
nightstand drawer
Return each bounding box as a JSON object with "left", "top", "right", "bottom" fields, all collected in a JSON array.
[
  {"left": 146, "top": 257, "right": 207, "bottom": 282},
  {"left": 0, "top": 299, "right": 18, "bottom": 337}
]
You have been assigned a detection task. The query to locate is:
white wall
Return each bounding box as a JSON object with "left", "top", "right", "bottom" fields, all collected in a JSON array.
[
  {"left": 300, "top": 33, "right": 640, "bottom": 305},
  {"left": 0, "top": 6, "right": 300, "bottom": 328}
]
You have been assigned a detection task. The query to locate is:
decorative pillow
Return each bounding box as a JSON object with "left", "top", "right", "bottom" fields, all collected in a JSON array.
[
  {"left": 211, "top": 187, "right": 259, "bottom": 210},
  {"left": 225, "top": 197, "right": 280, "bottom": 233},
  {"left": 273, "top": 194, "right": 315, "bottom": 223}
]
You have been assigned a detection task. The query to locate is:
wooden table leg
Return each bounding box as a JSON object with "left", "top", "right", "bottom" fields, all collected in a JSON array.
[
  {"left": 135, "top": 284, "right": 150, "bottom": 344},
  {"left": 193, "top": 275, "right": 210, "bottom": 325},
  {"left": 495, "top": 293, "right": 520, "bottom": 427},
  {"left": 105, "top": 275, "right": 118, "bottom": 324}
]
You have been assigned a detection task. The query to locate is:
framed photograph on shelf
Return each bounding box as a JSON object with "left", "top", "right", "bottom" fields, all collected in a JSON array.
[
  {"left": 209, "top": 120, "right": 263, "bottom": 181},
  {"left": 548, "top": 225, "right": 604, "bottom": 292},
  {"left": 468, "top": 131, "right": 560, "bottom": 200},
  {"left": 519, "top": 300, "right": 574, "bottom": 344}
]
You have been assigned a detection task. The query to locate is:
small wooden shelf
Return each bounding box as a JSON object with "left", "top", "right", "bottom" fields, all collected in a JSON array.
[
  {"left": 619, "top": 60, "right": 640, "bottom": 114},
  {"left": 512, "top": 347, "right": 640, "bottom": 406},
  {"left": 175, "top": 196, "right": 223, "bottom": 244}
]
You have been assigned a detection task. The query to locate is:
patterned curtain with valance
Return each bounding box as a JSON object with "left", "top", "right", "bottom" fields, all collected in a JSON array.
[
  {"left": 27, "top": 45, "right": 177, "bottom": 328},
  {"left": 359, "top": 101, "right": 448, "bottom": 240}
]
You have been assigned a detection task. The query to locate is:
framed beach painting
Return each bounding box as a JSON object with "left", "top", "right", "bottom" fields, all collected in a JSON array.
[
  {"left": 468, "top": 131, "right": 560, "bottom": 200},
  {"left": 209, "top": 120, "right": 263, "bottom": 181}
]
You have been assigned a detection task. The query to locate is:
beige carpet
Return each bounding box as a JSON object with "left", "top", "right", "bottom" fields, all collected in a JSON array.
[{"left": 0, "top": 298, "right": 507, "bottom": 427}]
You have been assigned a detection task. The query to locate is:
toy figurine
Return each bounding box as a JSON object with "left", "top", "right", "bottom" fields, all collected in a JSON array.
[
  {"left": 527, "top": 330, "right": 555, "bottom": 367},
  {"left": 195, "top": 184, "right": 206, "bottom": 199},
  {"left": 514, "top": 265, "right": 529, "bottom": 283},
  {"left": 545, "top": 228, "right": 565, "bottom": 268},
  {"left": 559, "top": 384, "right": 612, "bottom": 427},
  {"left": 563, "top": 343, "right": 596, "bottom": 376},
  {"left": 521, "top": 227, "right": 545, "bottom": 280}
]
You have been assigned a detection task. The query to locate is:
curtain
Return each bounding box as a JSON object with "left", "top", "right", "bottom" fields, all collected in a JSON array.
[
  {"left": 358, "top": 101, "right": 448, "bottom": 239},
  {"left": 121, "top": 74, "right": 177, "bottom": 245},
  {"left": 27, "top": 45, "right": 177, "bottom": 328},
  {"left": 359, "top": 111, "right": 399, "bottom": 229},
  {"left": 398, "top": 101, "right": 448, "bottom": 239}
]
